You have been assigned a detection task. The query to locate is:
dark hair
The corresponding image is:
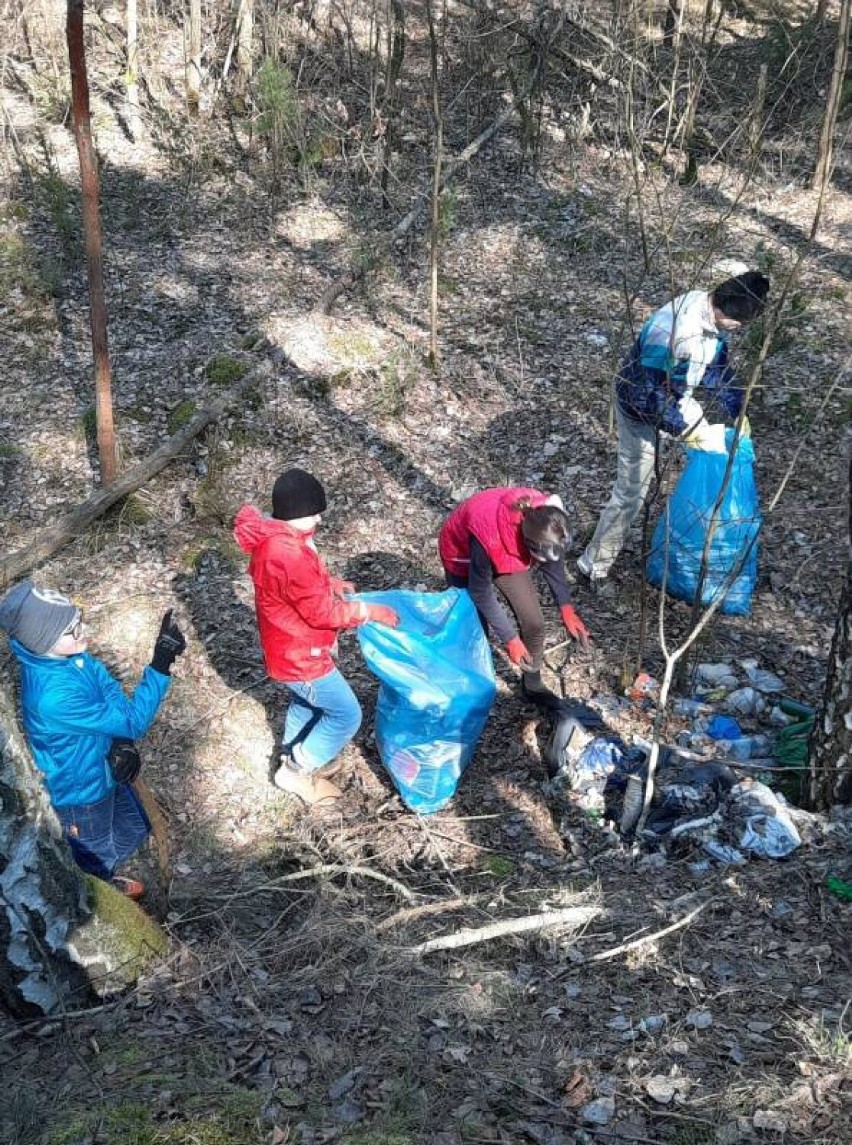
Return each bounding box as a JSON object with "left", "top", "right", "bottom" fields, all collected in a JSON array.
[
  {"left": 518, "top": 502, "right": 572, "bottom": 563},
  {"left": 712, "top": 271, "right": 770, "bottom": 324}
]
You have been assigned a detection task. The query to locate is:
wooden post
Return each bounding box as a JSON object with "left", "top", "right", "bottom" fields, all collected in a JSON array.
[{"left": 67, "top": 0, "right": 118, "bottom": 484}]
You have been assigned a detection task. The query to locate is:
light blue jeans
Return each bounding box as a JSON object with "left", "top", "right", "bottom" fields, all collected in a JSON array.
[{"left": 283, "top": 668, "right": 362, "bottom": 772}]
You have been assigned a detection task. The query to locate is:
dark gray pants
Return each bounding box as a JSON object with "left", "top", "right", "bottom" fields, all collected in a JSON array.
[{"left": 446, "top": 569, "right": 545, "bottom": 672}]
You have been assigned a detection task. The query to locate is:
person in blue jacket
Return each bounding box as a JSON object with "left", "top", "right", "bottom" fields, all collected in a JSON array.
[
  {"left": 577, "top": 270, "right": 769, "bottom": 587},
  {"left": 0, "top": 580, "right": 185, "bottom": 898}
]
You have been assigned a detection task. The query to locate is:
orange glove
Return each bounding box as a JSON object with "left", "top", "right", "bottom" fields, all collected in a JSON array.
[
  {"left": 363, "top": 603, "right": 400, "bottom": 628},
  {"left": 561, "top": 604, "right": 590, "bottom": 648},
  {"left": 506, "top": 636, "right": 532, "bottom": 667}
]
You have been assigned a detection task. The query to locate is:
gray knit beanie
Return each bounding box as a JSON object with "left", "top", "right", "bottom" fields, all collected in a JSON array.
[{"left": 0, "top": 580, "right": 78, "bottom": 655}]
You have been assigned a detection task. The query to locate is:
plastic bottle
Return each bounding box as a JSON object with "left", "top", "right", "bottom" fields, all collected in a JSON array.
[
  {"left": 724, "top": 734, "right": 772, "bottom": 761},
  {"left": 672, "top": 698, "right": 713, "bottom": 718},
  {"left": 777, "top": 697, "right": 815, "bottom": 719}
]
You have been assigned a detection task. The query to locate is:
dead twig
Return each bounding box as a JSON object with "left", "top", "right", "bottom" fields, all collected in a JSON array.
[
  {"left": 178, "top": 864, "right": 417, "bottom": 920},
  {"left": 589, "top": 901, "right": 711, "bottom": 963},
  {"left": 375, "top": 896, "right": 471, "bottom": 933}
]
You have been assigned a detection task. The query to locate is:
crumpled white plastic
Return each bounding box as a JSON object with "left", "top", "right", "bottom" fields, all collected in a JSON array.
[{"left": 730, "top": 780, "right": 801, "bottom": 858}]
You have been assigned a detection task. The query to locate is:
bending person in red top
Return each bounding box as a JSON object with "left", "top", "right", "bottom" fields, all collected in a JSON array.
[
  {"left": 439, "top": 487, "right": 590, "bottom": 705},
  {"left": 234, "top": 469, "right": 398, "bottom": 806}
]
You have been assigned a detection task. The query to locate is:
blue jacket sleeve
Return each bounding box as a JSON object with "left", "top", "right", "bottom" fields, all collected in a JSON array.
[
  {"left": 702, "top": 341, "right": 744, "bottom": 420},
  {"left": 39, "top": 658, "right": 171, "bottom": 741},
  {"left": 616, "top": 336, "right": 689, "bottom": 436}
]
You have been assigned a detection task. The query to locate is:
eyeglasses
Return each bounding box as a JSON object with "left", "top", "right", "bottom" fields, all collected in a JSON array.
[{"left": 63, "top": 616, "right": 85, "bottom": 640}]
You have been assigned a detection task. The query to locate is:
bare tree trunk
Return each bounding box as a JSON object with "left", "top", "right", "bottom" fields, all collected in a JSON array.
[
  {"left": 661, "top": 0, "right": 687, "bottom": 154},
  {"left": 126, "top": 0, "right": 140, "bottom": 139},
  {"left": 814, "top": 0, "right": 830, "bottom": 23},
  {"left": 812, "top": 0, "right": 850, "bottom": 190},
  {"left": 748, "top": 62, "right": 768, "bottom": 159},
  {"left": 426, "top": 0, "right": 442, "bottom": 372},
  {"left": 380, "top": 0, "right": 405, "bottom": 209},
  {"left": 663, "top": 1, "right": 681, "bottom": 48},
  {"left": 235, "top": 0, "right": 254, "bottom": 94},
  {"left": 0, "top": 685, "right": 166, "bottom": 1017},
  {"left": 807, "top": 436, "right": 852, "bottom": 809},
  {"left": 186, "top": 0, "right": 202, "bottom": 116},
  {"left": 679, "top": 60, "right": 704, "bottom": 186},
  {"left": 625, "top": 4, "right": 650, "bottom": 270},
  {"left": 67, "top": 0, "right": 118, "bottom": 484}
]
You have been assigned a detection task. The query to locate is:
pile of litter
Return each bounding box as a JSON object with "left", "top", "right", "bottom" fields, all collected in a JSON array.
[{"left": 545, "top": 657, "right": 821, "bottom": 866}]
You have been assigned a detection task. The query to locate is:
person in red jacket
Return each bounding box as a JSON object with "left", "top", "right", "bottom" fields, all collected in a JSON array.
[
  {"left": 234, "top": 469, "right": 399, "bottom": 806},
  {"left": 439, "top": 487, "right": 590, "bottom": 704}
]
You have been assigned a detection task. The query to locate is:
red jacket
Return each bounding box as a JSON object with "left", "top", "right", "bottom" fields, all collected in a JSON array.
[
  {"left": 438, "top": 487, "right": 551, "bottom": 578},
  {"left": 233, "top": 506, "right": 366, "bottom": 681}
]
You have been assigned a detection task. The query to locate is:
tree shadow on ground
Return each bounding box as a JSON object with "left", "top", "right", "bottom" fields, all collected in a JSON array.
[{"left": 172, "top": 546, "right": 285, "bottom": 781}]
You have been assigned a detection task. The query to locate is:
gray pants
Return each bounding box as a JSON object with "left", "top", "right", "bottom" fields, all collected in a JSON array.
[{"left": 580, "top": 405, "right": 661, "bottom": 578}]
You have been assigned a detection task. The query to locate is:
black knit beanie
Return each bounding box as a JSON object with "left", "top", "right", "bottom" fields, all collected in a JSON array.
[
  {"left": 272, "top": 469, "right": 327, "bottom": 521},
  {"left": 712, "top": 271, "right": 770, "bottom": 324}
]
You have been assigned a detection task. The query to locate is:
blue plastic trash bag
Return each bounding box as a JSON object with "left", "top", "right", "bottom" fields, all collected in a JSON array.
[
  {"left": 707, "top": 715, "right": 742, "bottom": 741},
  {"left": 646, "top": 429, "right": 761, "bottom": 615},
  {"left": 356, "top": 589, "right": 497, "bottom": 815}
]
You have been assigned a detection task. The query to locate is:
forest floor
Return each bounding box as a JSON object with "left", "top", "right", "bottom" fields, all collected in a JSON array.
[{"left": 1, "top": 10, "right": 851, "bottom": 1145}]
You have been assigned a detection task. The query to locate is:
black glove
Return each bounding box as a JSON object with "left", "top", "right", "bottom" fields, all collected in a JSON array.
[
  {"left": 108, "top": 738, "right": 141, "bottom": 785},
  {"left": 151, "top": 609, "right": 186, "bottom": 675}
]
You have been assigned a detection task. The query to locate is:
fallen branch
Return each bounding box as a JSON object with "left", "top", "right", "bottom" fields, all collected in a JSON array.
[
  {"left": 406, "top": 904, "right": 601, "bottom": 956},
  {"left": 589, "top": 901, "right": 710, "bottom": 963},
  {"left": 1, "top": 360, "right": 272, "bottom": 587}
]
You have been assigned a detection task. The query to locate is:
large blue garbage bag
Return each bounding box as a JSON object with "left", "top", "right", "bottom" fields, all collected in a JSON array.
[
  {"left": 356, "top": 589, "right": 496, "bottom": 814},
  {"left": 646, "top": 429, "right": 761, "bottom": 616}
]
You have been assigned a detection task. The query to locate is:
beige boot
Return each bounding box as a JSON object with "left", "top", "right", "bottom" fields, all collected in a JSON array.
[{"left": 274, "top": 762, "right": 342, "bottom": 806}]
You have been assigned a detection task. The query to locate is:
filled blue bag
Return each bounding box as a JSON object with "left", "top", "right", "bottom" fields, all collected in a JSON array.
[
  {"left": 646, "top": 429, "right": 761, "bottom": 616},
  {"left": 356, "top": 589, "right": 496, "bottom": 814}
]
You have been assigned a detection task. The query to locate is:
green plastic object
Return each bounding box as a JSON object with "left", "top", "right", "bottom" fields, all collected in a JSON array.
[
  {"left": 773, "top": 712, "right": 815, "bottom": 801},
  {"left": 778, "top": 697, "right": 816, "bottom": 719},
  {"left": 825, "top": 875, "right": 852, "bottom": 902}
]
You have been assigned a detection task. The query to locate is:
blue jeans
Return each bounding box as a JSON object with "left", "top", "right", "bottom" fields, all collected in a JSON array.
[
  {"left": 283, "top": 668, "right": 362, "bottom": 772},
  {"left": 54, "top": 783, "right": 151, "bottom": 881}
]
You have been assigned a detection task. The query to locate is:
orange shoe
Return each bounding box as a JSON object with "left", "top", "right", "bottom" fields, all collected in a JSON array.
[{"left": 111, "top": 875, "right": 145, "bottom": 901}]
